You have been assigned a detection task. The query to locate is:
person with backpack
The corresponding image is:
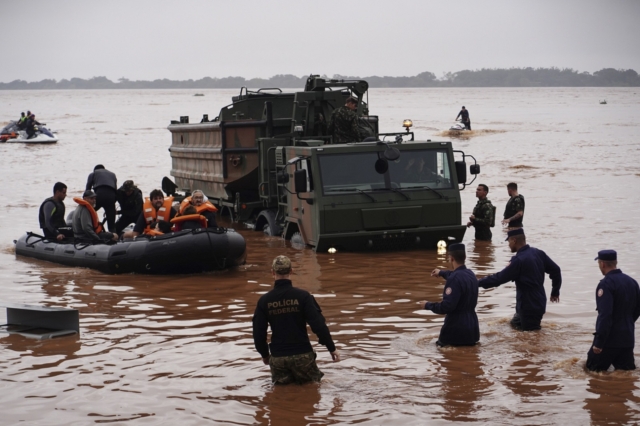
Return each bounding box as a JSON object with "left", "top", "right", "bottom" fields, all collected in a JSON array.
[
  {"left": 467, "top": 184, "right": 495, "bottom": 241},
  {"left": 502, "top": 182, "right": 525, "bottom": 228},
  {"left": 478, "top": 228, "right": 562, "bottom": 331}
]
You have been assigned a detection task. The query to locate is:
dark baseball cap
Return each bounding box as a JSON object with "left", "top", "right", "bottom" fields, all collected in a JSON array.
[
  {"left": 448, "top": 243, "right": 465, "bottom": 252},
  {"left": 594, "top": 250, "right": 616, "bottom": 261},
  {"left": 83, "top": 190, "right": 96, "bottom": 198},
  {"left": 505, "top": 228, "right": 525, "bottom": 241}
]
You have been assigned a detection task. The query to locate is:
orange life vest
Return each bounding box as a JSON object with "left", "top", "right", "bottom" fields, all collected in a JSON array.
[
  {"left": 170, "top": 214, "right": 208, "bottom": 231},
  {"left": 142, "top": 196, "right": 174, "bottom": 230},
  {"left": 145, "top": 229, "right": 165, "bottom": 236},
  {"left": 178, "top": 196, "right": 218, "bottom": 215},
  {"left": 73, "top": 197, "right": 104, "bottom": 233}
]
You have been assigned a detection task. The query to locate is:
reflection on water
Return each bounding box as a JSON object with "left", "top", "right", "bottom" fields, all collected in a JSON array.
[{"left": 1, "top": 87, "right": 640, "bottom": 424}]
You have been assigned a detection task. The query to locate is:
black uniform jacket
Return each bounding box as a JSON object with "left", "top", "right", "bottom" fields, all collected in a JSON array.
[
  {"left": 253, "top": 279, "right": 336, "bottom": 358},
  {"left": 593, "top": 269, "right": 640, "bottom": 348},
  {"left": 425, "top": 265, "right": 480, "bottom": 345},
  {"left": 116, "top": 186, "right": 143, "bottom": 217},
  {"left": 478, "top": 245, "right": 561, "bottom": 316}
]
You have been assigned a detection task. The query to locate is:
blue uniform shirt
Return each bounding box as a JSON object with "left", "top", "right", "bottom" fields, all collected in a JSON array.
[
  {"left": 593, "top": 269, "right": 640, "bottom": 348},
  {"left": 425, "top": 265, "right": 480, "bottom": 345},
  {"left": 478, "top": 245, "right": 562, "bottom": 316}
]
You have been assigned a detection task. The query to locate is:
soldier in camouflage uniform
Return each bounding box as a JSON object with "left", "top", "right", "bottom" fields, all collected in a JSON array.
[
  {"left": 501, "top": 182, "right": 525, "bottom": 228},
  {"left": 467, "top": 184, "right": 494, "bottom": 241},
  {"left": 252, "top": 256, "right": 340, "bottom": 384},
  {"left": 328, "top": 96, "right": 360, "bottom": 144}
]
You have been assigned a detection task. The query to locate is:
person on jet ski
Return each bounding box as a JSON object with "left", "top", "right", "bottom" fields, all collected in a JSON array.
[
  {"left": 17, "top": 112, "right": 27, "bottom": 130},
  {"left": 455, "top": 106, "right": 471, "bottom": 130},
  {"left": 26, "top": 114, "right": 40, "bottom": 139}
]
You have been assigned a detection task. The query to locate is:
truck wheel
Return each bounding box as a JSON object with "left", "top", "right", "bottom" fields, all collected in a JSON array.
[
  {"left": 263, "top": 223, "right": 276, "bottom": 236},
  {"left": 256, "top": 210, "right": 281, "bottom": 237}
]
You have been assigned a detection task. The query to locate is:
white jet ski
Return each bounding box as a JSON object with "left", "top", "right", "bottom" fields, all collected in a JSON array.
[
  {"left": 0, "top": 121, "right": 58, "bottom": 144},
  {"left": 449, "top": 122, "right": 467, "bottom": 131}
]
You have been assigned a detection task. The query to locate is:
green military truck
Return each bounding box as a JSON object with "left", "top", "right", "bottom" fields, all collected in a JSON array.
[{"left": 165, "top": 75, "right": 480, "bottom": 252}]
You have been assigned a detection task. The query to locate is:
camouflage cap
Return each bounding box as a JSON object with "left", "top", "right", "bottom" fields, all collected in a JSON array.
[{"left": 272, "top": 255, "right": 292, "bottom": 275}]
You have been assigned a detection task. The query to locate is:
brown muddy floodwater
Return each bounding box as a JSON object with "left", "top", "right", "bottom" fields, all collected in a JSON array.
[{"left": 0, "top": 87, "right": 639, "bottom": 425}]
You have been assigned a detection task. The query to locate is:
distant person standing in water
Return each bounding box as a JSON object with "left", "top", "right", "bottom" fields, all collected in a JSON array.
[
  {"left": 456, "top": 106, "right": 471, "bottom": 130},
  {"left": 422, "top": 243, "right": 480, "bottom": 347},
  {"left": 502, "top": 182, "right": 525, "bottom": 228},
  {"left": 587, "top": 250, "right": 640, "bottom": 372}
]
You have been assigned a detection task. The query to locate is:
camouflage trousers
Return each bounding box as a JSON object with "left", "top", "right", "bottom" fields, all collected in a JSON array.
[{"left": 269, "top": 351, "right": 324, "bottom": 385}]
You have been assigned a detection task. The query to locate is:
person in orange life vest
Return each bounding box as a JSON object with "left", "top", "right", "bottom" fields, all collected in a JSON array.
[
  {"left": 137, "top": 220, "right": 173, "bottom": 238},
  {"left": 172, "top": 205, "right": 208, "bottom": 231},
  {"left": 178, "top": 189, "right": 217, "bottom": 228},
  {"left": 123, "top": 189, "right": 177, "bottom": 238},
  {"left": 71, "top": 190, "right": 118, "bottom": 242}
]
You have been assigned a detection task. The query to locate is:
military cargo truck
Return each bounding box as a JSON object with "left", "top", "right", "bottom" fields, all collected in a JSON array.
[{"left": 165, "top": 75, "right": 480, "bottom": 252}]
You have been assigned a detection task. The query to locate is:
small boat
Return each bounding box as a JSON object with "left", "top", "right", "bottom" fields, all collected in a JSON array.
[
  {"left": 14, "top": 228, "right": 246, "bottom": 274},
  {"left": 194, "top": 93, "right": 205, "bottom": 97},
  {"left": 1, "top": 121, "right": 58, "bottom": 144},
  {"left": 600, "top": 100, "right": 607, "bottom": 105}
]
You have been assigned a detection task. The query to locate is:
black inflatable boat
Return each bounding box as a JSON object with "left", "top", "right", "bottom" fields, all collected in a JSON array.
[{"left": 14, "top": 228, "right": 246, "bottom": 274}]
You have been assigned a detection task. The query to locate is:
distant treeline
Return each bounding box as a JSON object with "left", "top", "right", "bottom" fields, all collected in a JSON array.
[{"left": 1, "top": 68, "right": 639, "bottom": 89}]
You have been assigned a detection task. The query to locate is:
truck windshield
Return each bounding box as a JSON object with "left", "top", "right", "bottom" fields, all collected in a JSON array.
[{"left": 318, "top": 149, "right": 453, "bottom": 195}]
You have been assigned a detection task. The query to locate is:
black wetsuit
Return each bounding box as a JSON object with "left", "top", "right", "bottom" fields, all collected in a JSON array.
[
  {"left": 115, "top": 186, "right": 143, "bottom": 234},
  {"left": 456, "top": 109, "right": 471, "bottom": 130},
  {"left": 38, "top": 197, "right": 72, "bottom": 240}
]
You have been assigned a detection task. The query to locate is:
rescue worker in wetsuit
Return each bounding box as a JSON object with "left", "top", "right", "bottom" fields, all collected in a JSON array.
[
  {"left": 123, "top": 189, "right": 177, "bottom": 239},
  {"left": 478, "top": 228, "right": 562, "bottom": 331},
  {"left": 71, "top": 190, "right": 118, "bottom": 242},
  {"left": 455, "top": 106, "right": 471, "bottom": 130},
  {"left": 327, "top": 96, "right": 360, "bottom": 144},
  {"left": 38, "top": 182, "right": 73, "bottom": 241},
  {"left": 423, "top": 243, "right": 480, "bottom": 347},
  {"left": 115, "top": 180, "right": 143, "bottom": 234},
  {"left": 587, "top": 250, "right": 640, "bottom": 372},
  {"left": 25, "top": 114, "right": 40, "bottom": 139},
  {"left": 252, "top": 255, "right": 340, "bottom": 384},
  {"left": 85, "top": 164, "right": 118, "bottom": 232},
  {"left": 502, "top": 182, "right": 525, "bottom": 228},
  {"left": 467, "top": 184, "right": 495, "bottom": 241},
  {"left": 177, "top": 189, "right": 217, "bottom": 228},
  {"left": 17, "top": 112, "right": 27, "bottom": 130}
]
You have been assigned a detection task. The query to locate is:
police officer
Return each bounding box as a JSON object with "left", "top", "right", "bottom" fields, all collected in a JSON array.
[
  {"left": 467, "top": 184, "right": 495, "bottom": 241},
  {"left": 501, "top": 182, "right": 525, "bottom": 228},
  {"left": 478, "top": 228, "right": 562, "bottom": 331},
  {"left": 327, "top": 96, "right": 360, "bottom": 144},
  {"left": 252, "top": 255, "right": 340, "bottom": 384},
  {"left": 38, "top": 182, "right": 73, "bottom": 241},
  {"left": 423, "top": 243, "right": 480, "bottom": 346},
  {"left": 85, "top": 164, "right": 117, "bottom": 232},
  {"left": 587, "top": 250, "right": 640, "bottom": 372}
]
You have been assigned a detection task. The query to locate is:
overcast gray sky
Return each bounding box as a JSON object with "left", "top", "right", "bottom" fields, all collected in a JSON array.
[{"left": 4, "top": 0, "right": 639, "bottom": 82}]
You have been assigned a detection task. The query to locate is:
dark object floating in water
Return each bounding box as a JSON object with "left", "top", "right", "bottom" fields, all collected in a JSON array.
[
  {"left": 194, "top": 93, "right": 205, "bottom": 96},
  {"left": 1, "top": 304, "right": 79, "bottom": 340},
  {"left": 14, "top": 228, "right": 246, "bottom": 274},
  {"left": 600, "top": 100, "right": 607, "bottom": 104}
]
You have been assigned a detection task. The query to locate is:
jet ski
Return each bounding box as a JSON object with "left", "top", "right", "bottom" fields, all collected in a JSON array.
[
  {"left": 0, "top": 121, "right": 58, "bottom": 144},
  {"left": 449, "top": 122, "right": 467, "bottom": 131}
]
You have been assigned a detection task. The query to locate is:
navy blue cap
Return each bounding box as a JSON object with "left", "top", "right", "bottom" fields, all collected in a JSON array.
[
  {"left": 594, "top": 250, "right": 616, "bottom": 261},
  {"left": 505, "top": 228, "right": 525, "bottom": 241},
  {"left": 448, "top": 243, "right": 465, "bottom": 252}
]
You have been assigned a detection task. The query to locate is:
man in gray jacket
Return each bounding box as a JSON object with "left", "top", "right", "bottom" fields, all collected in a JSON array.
[
  {"left": 86, "top": 164, "right": 118, "bottom": 232},
  {"left": 72, "top": 190, "right": 118, "bottom": 243}
]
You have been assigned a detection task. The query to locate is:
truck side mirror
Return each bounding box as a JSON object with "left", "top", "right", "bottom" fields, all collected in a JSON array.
[
  {"left": 294, "top": 169, "right": 308, "bottom": 193},
  {"left": 455, "top": 161, "right": 467, "bottom": 183},
  {"left": 470, "top": 164, "right": 480, "bottom": 175}
]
